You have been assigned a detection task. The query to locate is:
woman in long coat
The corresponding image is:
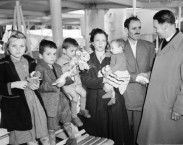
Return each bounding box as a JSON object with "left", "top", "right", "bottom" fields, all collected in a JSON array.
[{"left": 80, "top": 28, "right": 131, "bottom": 145}]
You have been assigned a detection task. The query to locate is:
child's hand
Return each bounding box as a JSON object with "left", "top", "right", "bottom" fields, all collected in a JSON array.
[
  {"left": 105, "top": 69, "right": 112, "bottom": 77},
  {"left": 27, "top": 77, "right": 40, "bottom": 86},
  {"left": 52, "top": 78, "right": 66, "bottom": 87},
  {"left": 30, "top": 71, "right": 41, "bottom": 78},
  {"left": 70, "top": 57, "right": 78, "bottom": 66},
  {"left": 11, "top": 81, "right": 28, "bottom": 90},
  {"left": 29, "top": 83, "right": 39, "bottom": 90},
  {"left": 56, "top": 81, "right": 65, "bottom": 87},
  {"left": 70, "top": 66, "right": 77, "bottom": 76}
]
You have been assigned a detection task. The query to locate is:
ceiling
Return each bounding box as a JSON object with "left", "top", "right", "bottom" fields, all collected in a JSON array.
[{"left": 0, "top": 0, "right": 182, "bottom": 26}]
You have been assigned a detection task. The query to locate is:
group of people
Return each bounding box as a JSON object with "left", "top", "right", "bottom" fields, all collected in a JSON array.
[{"left": 0, "top": 9, "right": 183, "bottom": 145}]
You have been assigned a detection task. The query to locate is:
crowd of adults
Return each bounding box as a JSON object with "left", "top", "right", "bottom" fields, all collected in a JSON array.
[{"left": 80, "top": 9, "right": 183, "bottom": 145}]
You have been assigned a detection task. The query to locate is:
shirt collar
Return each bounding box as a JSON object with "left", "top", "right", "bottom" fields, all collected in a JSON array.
[
  {"left": 166, "top": 33, "right": 174, "bottom": 42},
  {"left": 10, "top": 55, "right": 24, "bottom": 63},
  {"left": 128, "top": 39, "right": 137, "bottom": 46}
]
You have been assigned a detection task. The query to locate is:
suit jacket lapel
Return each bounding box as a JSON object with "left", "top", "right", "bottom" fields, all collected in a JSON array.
[
  {"left": 136, "top": 40, "right": 147, "bottom": 69},
  {"left": 46, "top": 67, "right": 57, "bottom": 81},
  {"left": 53, "top": 64, "right": 62, "bottom": 79},
  {"left": 125, "top": 40, "right": 138, "bottom": 72},
  {"left": 38, "top": 59, "right": 57, "bottom": 81}
]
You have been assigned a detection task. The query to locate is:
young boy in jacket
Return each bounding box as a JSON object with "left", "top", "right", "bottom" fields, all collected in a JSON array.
[{"left": 36, "top": 39, "right": 76, "bottom": 145}]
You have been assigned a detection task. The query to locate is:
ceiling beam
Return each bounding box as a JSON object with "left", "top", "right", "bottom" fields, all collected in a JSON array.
[
  {"left": 84, "top": 3, "right": 130, "bottom": 9},
  {"left": 61, "top": 1, "right": 85, "bottom": 9},
  {"left": 0, "top": 1, "right": 10, "bottom": 6},
  {"left": 20, "top": 0, "right": 85, "bottom": 9},
  {"left": 142, "top": 1, "right": 183, "bottom": 8},
  {"left": 62, "top": 8, "right": 81, "bottom": 13},
  {"left": 0, "top": 9, "right": 46, "bottom": 17},
  {"left": 105, "top": 0, "right": 145, "bottom": 8}
]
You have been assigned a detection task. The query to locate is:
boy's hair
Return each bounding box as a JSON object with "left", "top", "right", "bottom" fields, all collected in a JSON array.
[
  {"left": 39, "top": 39, "right": 57, "bottom": 55},
  {"left": 124, "top": 16, "right": 140, "bottom": 29},
  {"left": 62, "top": 38, "right": 79, "bottom": 50},
  {"left": 110, "top": 38, "right": 126, "bottom": 49}
]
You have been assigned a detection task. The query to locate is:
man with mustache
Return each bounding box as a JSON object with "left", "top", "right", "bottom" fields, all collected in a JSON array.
[{"left": 123, "top": 16, "right": 156, "bottom": 145}]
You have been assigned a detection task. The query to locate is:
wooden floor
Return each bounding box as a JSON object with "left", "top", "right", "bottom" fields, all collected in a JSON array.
[
  {"left": 57, "top": 129, "right": 114, "bottom": 145},
  {"left": 0, "top": 128, "right": 114, "bottom": 145}
]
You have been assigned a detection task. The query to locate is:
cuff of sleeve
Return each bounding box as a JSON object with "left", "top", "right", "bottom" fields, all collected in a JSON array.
[
  {"left": 7, "top": 82, "right": 12, "bottom": 95},
  {"left": 65, "top": 77, "right": 74, "bottom": 86},
  {"left": 173, "top": 108, "right": 183, "bottom": 116},
  {"left": 173, "top": 104, "right": 183, "bottom": 115},
  {"left": 131, "top": 74, "right": 137, "bottom": 82}
]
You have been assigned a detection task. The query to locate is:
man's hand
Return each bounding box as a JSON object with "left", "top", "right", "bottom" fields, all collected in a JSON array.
[
  {"left": 11, "top": 81, "right": 28, "bottom": 90},
  {"left": 136, "top": 74, "right": 149, "bottom": 85},
  {"left": 171, "top": 110, "right": 182, "bottom": 121}
]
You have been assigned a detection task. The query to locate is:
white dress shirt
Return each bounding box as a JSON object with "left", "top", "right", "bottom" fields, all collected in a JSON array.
[{"left": 128, "top": 39, "right": 137, "bottom": 58}]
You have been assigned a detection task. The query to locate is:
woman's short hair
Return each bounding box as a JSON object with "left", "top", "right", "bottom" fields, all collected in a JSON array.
[{"left": 89, "top": 28, "right": 109, "bottom": 51}]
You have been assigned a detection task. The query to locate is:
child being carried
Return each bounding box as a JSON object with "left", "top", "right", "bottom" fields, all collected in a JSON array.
[
  {"left": 98, "top": 38, "right": 130, "bottom": 105},
  {"left": 56, "top": 38, "right": 91, "bottom": 127}
]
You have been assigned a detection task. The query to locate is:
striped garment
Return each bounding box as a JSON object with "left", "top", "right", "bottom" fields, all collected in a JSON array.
[{"left": 98, "top": 66, "right": 130, "bottom": 95}]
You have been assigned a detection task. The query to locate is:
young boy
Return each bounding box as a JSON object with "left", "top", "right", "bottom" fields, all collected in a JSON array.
[
  {"left": 99, "top": 38, "right": 130, "bottom": 105},
  {"left": 57, "top": 38, "right": 91, "bottom": 127},
  {"left": 35, "top": 39, "right": 75, "bottom": 145}
]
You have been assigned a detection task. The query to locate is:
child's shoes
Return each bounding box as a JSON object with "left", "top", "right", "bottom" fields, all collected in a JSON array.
[
  {"left": 63, "top": 122, "right": 75, "bottom": 139},
  {"left": 79, "top": 109, "right": 91, "bottom": 118},
  {"left": 27, "top": 141, "right": 39, "bottom": 145},
  {"left": 40, "top": 136, "right": 50, "bottom": 145},
  {"left": 72, "top": 117, "right": 83, "bottom": 127},
  {"left": 65, "top": 137, "right": 77, "bottom": 145}
]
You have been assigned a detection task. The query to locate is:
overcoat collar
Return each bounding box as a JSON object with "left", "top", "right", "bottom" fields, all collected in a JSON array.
[{"left": 158, "top": 31, "right": 183, "bottom": 55}]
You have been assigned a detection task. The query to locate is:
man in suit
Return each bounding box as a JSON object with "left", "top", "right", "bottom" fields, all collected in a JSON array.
[
  {"left": 123, "top": 16, "right": 156, "bottom": 145},
  {"left": 138, "top": 10, "right": 183, "bottom": 145}
]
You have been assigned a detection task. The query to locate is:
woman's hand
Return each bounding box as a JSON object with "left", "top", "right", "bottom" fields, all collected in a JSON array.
[
  {"left": 29, "top": 82, "right": 40, "bottom": 90},
  {"left": 11, "top": 81, "right": 28, "bottom": 90}
]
